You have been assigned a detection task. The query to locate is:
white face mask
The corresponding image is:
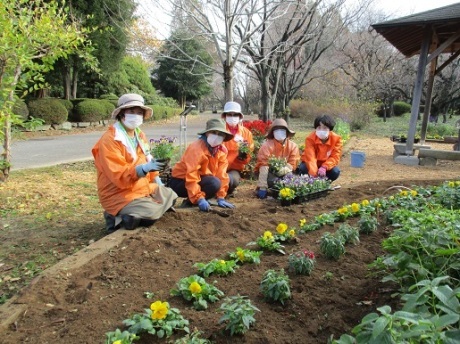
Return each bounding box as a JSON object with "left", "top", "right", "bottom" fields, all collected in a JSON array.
[
  {"left": 274, "top": 129, "right": 287, "bottom": 141},
  {"left": 123, "top": 114, "right": 143, "bottom": 129},
  {"left": 316, "top": 129, "right": 329, "bottom": 140},
  {"left": 225, "top": 116, "right": 240, "bottom": 127},
  {"left": 207, "top": 133, "right": 225, "bottom": 147}
]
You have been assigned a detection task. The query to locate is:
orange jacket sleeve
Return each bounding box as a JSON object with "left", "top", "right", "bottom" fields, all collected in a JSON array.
[
  {"left": 171, "top": 140, "right": 230, "bottom": 203},
  {"left": 301, "top": 131, "right": 342, "bottom": 176}
]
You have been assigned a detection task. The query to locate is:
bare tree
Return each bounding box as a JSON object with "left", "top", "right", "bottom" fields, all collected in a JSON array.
[{"left": 338, "top": 10, "right": 416, "bottom": 120}]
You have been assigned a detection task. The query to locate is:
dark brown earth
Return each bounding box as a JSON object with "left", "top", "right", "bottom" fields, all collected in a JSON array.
[{"left": 0, "top": 133, "right": 459, "bottom": 344}]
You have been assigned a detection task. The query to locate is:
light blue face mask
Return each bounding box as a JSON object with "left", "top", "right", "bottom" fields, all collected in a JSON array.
[
  {"left": 207, "top": 133, "right": 225, "bottom": 147},
  {"left": 274, "top": 129, "right": 287, "bottom": 141},
  {"left": 123, "top": 114, "right": 143, "bottom": 129}
]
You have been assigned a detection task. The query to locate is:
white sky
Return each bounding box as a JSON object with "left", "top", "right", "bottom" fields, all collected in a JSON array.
[
  {"left": 135, "top": 0, "right": 460, "bottom": 39},
  {"left": 374, "top": 0, "right": 460, "bottom": 17}
]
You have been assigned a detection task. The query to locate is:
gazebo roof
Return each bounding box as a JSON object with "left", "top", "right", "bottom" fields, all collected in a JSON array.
[{"left": 372, "top": 3, "right": 460, "bottom": 57}]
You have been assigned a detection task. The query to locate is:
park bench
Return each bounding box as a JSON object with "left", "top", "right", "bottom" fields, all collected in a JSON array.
[
  {"left": 418, "top": 148, "right": 460, "bottom": 166},
  {"left": 393, "top": 143, "right": 431, "bottom": 158}
]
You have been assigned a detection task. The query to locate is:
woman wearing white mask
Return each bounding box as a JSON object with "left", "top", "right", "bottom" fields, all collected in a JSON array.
[
  {"left": 92, "top": 93, "right": 178, "bottom": 234},
  {"left": 298, "top": 115, "right": 342, "bottom": 181},
  {"left": 220, "top": 101, "right": 254, "bottom": 195},
  {"left": 255, "top": 118, "right": 300, "bottom": 199},
  {"left": 169, "top": 118, "right": 236, "bottom": 212}
]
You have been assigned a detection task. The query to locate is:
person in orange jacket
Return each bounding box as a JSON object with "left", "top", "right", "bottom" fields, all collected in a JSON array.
[
  {"left": 255, "top": 118, "right": 300, "bottom": 199},
  {"left": 92, "top": 93, "right": 178, "bottom": 234},
  {"left": 220, "top": 101, "right": 254, "bottom": 195},
  {"left": 298, "top": 114, "right": 342, "bottom": 181},
  {"left": 169, "top": 118, "right": 236, "bottom": 212}
]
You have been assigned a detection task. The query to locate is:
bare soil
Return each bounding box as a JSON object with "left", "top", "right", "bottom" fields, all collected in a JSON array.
[{"left": 0, "top": 132, "right": 459, "bottom": 344}]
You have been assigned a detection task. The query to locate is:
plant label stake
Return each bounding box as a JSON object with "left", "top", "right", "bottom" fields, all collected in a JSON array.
[{"left": 179, "top": 105, "right": 196, "bottom": 155}]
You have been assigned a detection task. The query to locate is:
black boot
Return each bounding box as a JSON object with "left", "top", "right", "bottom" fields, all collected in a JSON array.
[
  {"left": 104, "top": 211, "right": 120, "bottom": 234},
  {"left": 121, "top": 215, "right": 141, "bottom": 230}
]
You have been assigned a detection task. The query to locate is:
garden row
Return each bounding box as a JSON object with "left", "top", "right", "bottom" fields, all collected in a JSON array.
[{"left": 105, "top": 181, "right": 460, "bottom": 344}]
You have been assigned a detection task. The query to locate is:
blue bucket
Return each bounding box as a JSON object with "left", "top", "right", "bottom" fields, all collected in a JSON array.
[{"left": 350, "top": 151, "right": 366, "bottom": 168}]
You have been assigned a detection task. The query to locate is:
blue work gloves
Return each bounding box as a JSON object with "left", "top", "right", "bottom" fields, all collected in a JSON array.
[
  {"left": 217, "top": 198, "right": 235, "bottom": 208},
  {"left": 136, "top": 159, "right": 166, "bottom": 178},
  {"left": 197, "top": 198, "right": 211, "bottom": 212},
  {"left": 257, "top": 189, "right": 268, "bottom": 199}
]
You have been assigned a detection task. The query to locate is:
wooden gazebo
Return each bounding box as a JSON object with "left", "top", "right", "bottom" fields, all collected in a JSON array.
[{"left": 372, "top": 3, "right": 460, "bottom": 165}]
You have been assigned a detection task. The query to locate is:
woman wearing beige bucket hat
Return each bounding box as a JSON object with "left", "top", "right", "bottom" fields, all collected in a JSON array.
[
  {"left": 169, "top": 118, "right": 236, "bottom": 212},
  {"left": 255, "top": 118, "right": 300, "bottom": 199},
  {"left": 92, "top": 93, "right": 178, "bottom": 233}
]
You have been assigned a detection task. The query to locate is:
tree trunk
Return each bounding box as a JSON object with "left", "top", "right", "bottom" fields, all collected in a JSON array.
[
  {"left": 64, "top": 64, "right": 71, "bottom": 100},
  {"left": 260, "top": 75, "right": 271, "bottom": 122},
  {"left": 224, "top": 62, "right": 233, "bottom": 102},
  {"left": 71, "top": 67, "right": 78, "bottom": 99},
  {"left": 1, "top": 65, "right": 22, "bottom": 182}
]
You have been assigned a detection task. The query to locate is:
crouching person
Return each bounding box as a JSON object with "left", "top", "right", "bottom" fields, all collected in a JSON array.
[
  {"left": 92, "top": 93, "right": 178, "bottom": 234},
  {"left": 169, "top": 118, "right": 236, "bottom": 212}
]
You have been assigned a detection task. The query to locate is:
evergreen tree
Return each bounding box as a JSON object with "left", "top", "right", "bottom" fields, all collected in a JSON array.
[{"left": 154, "top": 30, "right": 212, "bottom": 107}]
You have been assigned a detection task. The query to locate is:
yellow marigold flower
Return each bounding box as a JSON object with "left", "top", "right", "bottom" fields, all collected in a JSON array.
[
  {"left": 338, "top": 207, "right": 348, "bottom": 214},
  {"left": 410, "top": 190, "right": 417, "bottom": 197},
  {"left": 113, "top": 341, "right": 122, "bottom": 344},
  {"left": 150, "top": 300, "right": 169, "bottom": 320},
  {"left": 189, "top": 281, "right": 202, "bottom": 294},
  {"left": 351, "top": 203, "right": 360, "bottom": 212},
  {"left": 237, "top": 250, "right": 245, "bottom": 262},
  {"left": 455, "top": 181, "right": 460, "bottom": 186},
  {"left": 263, "top": 231, "right": 273, "bottom": 240},
  {"left": 448, "top": 181, "right": 455, "bottom": 187},
  {"left": 361, "top": 200, "right": 369, "bottom": 206},
  {"left": 279, "top": 188, "right": 295, "bottom": 199},
  {"left": 299, "top": 219, "right": 306, "bottom": 227},
  {"left": 376, "top": 203, "right": 381, "bottom": 208},
  {"left": 276, "top": 223, "right": 288, "bottom": 234},
  {"left": 219, "top": 260, "right": 226, "bottom": 265},
  {"left": 400, "top": 190, "right": 408, "bottom": 196},
  {"left": 389, "top": 196, "right": 394, "bottom": 200},
  {"left": 289, "top": 229, "right": 295, "bottom": 237}
]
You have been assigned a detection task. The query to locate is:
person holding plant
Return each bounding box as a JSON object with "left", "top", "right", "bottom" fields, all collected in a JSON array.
[
  {"left": 92, "top": 93, "right": 178, "bottom": 234},
  {"left": 255, "top": 118, "right": 300, "bottom": 199},
  {"left": 299, "top": 114, "right": 342, "bottom": 181},
  {"left": 169, "top": 118, "right": 236, "bottom": 212},
  {"left": 220, "top": 101, "right": 254, "bottom": 195}
]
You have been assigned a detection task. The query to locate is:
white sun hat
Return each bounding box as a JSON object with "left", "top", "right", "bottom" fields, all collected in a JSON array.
[{"left": 111, "top": 93, "right": 153, "bottom": 120}]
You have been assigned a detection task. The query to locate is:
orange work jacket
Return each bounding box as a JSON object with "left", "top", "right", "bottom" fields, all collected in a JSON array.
[
  {"left": 222, "top": 124, "right": 254, "bottom": 172},
  {"left": 255, "top": 139, "right": 300, "bottom": 172},
  {"left": 92, "top": 125, "right": 159, "bottom": 216},
  {"left": 301, "top": 131, "right": 342, "bottom": 177},
  {"left": 171, "top": 139, "right": 230, "bottom": 203}
]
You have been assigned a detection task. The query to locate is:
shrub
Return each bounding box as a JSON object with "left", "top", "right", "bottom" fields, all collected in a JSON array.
[
  {"left": 59, "top": 99, "right": 73, "bottom": 113},
  {"left": 99, "top": 100, "right": 116, "bottom": 120},
  {"left": 27, "top": 98, "right": 68, "bottom": 125},
  {"left": 73, "top": 99, "right": 109, "bottom": 122},
  {"left": 12, "top": 99, "right": 29, "bottom": 120},
  {"left": 392, "top": 101, "right": 411, "bottom": 116},
  {"left": 99, "top": 94, "right": 118, "bottom": 107}
]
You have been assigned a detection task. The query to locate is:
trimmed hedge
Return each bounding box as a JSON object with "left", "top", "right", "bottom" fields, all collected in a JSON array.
[
  {"left": 73, "top": 99, "right": 110, "bottom": 122},
  {"left": 27, "top": 98, "right": 68, "bottom": 125}
]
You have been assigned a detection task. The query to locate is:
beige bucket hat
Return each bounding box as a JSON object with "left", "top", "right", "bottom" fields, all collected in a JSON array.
[
  {"left": 265, "top": 118, "right": 295, "bottom": 139},
  {"left": 111, "top": 93, "right": 153, "bottom": 120}
]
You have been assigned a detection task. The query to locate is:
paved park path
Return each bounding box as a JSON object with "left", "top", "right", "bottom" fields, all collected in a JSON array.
[{"left": 9, "top": 112, "right": 260, "bottom": 171}]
